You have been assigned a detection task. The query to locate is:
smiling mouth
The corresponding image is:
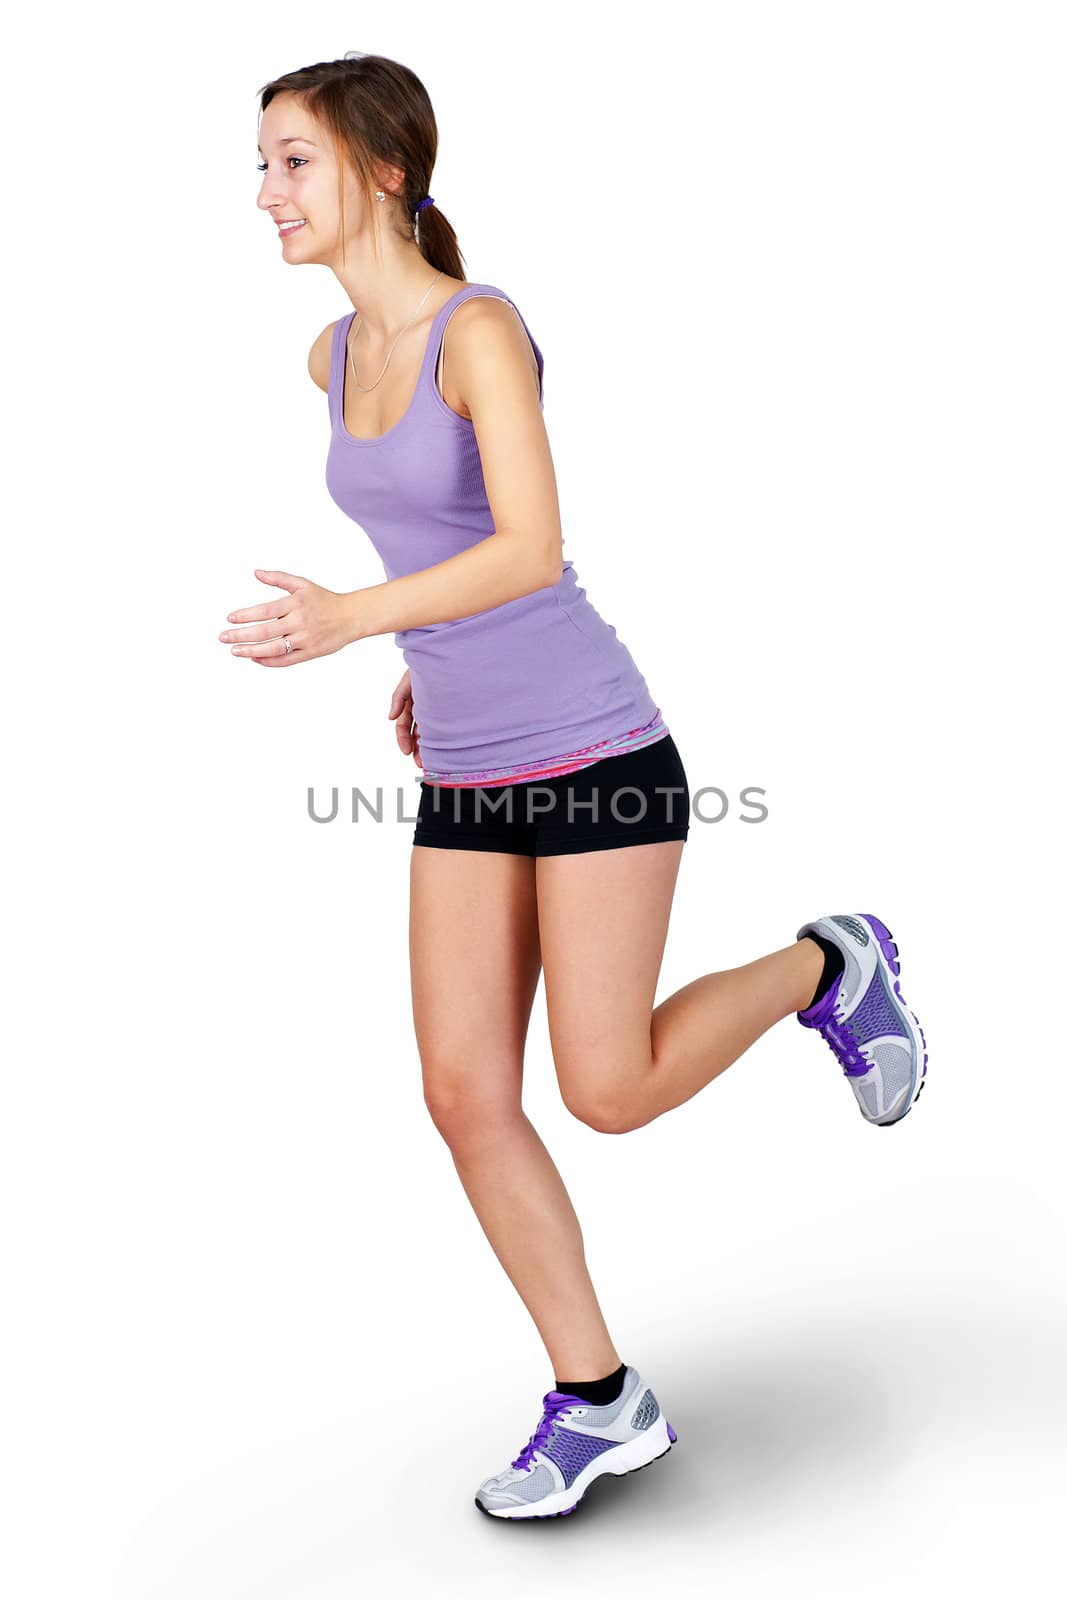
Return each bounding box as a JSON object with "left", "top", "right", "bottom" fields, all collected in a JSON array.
[{"left": 277, "top": 218, "right": 307, "bottom": 235}]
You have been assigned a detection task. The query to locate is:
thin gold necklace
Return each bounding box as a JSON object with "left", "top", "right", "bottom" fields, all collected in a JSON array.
[{"left": 346, "top": 270, "right": 445, "bottom": 393}]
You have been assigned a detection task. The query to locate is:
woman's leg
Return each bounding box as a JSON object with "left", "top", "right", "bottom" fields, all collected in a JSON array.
[
  {"left": 535, "top": 841, "right": 825, "bottom": 1134},
  {"left": 410, "top": 844, "right": 623, "bottom": 1379}
]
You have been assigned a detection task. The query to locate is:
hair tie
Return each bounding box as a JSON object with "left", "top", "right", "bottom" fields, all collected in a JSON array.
[{"left": 415, "top": 196, "right": 435, "bottom": 212}]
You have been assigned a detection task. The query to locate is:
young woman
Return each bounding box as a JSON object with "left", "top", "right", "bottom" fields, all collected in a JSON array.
[{"left": 223, "top": 52, "right": 928, "bottom": 1521}]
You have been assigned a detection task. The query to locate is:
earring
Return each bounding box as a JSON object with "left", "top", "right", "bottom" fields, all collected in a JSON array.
[{"left": 375, "top": 189, "right": 386, "bottom": 202}]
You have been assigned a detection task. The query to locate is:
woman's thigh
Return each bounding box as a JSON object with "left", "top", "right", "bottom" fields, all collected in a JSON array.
[
  {"left": 409, "top": 845, "right": 543, "bottom": 1132},
  {"left": 534, "top": 840, "right": 685, "bottom": 1124}
]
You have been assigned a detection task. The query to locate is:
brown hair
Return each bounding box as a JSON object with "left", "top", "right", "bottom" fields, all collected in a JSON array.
[{"left": 256, "top": 53, "right": 467, "bottom": 280}]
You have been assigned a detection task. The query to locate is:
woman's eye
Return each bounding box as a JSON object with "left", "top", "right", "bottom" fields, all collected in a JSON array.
[{"left": 255, "top": 157, "right": 308, "bottom": 172}]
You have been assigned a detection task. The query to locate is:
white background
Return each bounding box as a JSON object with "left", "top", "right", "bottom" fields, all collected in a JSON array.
[{"left": 4, "top": 2, "right": 1065, "bottom": 1596}]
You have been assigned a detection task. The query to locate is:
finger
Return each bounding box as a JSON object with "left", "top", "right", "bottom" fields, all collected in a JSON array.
[
  {"left": 254, "top": 569, "right": 305, "bottom": 593},
  {"left": 248, "top": 650, "right": 304, "bottom": 667},
  {"left": 223, "top": 604, "right": 291, "bottom": 629},
  {"left": 222, "top": 621, "right": 291, "bottom": 644},
  {"left": 232, "top": 634, "right": 303, "bottom": 659}
]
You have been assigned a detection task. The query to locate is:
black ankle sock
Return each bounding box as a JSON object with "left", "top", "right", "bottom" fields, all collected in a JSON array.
[
  {"left": 553, "top": 1361, "right": 627, "bottom": 1405},
  {"left": 803, "top": 933, "right": 845, "bottom": 1008}
]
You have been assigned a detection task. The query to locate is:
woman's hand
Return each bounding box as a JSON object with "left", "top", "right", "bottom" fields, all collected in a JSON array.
[
  {"left": 220, "top": 569, "right": 366, "bottom": 665},
  {"left": 388, "top": 669, "right": 423, "bottom": 769}
]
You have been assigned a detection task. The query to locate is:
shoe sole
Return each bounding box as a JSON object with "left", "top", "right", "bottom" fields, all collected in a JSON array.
[
  {"left": 474, "top": 1418, "right": 678, "bottom": 1520},
  {"left": 860, "top": 913, "right": 928, "bottom": 1126}
]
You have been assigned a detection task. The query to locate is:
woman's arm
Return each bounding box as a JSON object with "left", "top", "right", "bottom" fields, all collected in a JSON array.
[{"left": 339, "top": 297, "right": 564, "bottom": 645}]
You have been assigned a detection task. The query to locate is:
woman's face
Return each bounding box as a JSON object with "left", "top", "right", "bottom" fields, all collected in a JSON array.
[{"left": 256, "top": 93, "right": 362, "bottom": 262}]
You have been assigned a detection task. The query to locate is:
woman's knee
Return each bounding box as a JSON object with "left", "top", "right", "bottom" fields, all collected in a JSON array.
[
  {"left": 422, "top": 1062, "right": 524, "bottom": 1142},
  {"left": 560, "top": 1083, "right": 630, "bottom": 1135},
  {"left": 554, "top": 1045, "right": 640, "bottom": 1134}
]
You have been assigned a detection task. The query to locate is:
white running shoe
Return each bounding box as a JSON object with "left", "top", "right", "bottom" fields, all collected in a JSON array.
[
  {"left": 474, "top": 1365, "right": 677, "bottom": 1519},
  {"left": 796, "top": 912, "right": 928, "bottom": 1126}
]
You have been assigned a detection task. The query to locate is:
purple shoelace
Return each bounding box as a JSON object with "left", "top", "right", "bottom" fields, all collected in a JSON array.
[
  {"left": 511, "top": 1390, "right": 582, "bottom": 1472},
  {"left": 816, "top": 1001, "right": 874, "bottom": 1078}
]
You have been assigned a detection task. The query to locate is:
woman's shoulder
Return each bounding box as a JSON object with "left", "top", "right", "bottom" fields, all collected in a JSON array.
[
  {"left": 441, "top": 287, "right": 541, "bottom": 390},
  {"left": 307, "top": 317, "right": 343, "bottom": 394}
]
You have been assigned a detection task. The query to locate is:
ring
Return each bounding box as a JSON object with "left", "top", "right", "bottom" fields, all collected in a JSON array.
[{"left": 283, "top": 636, "right": 293, "bottom": 654}]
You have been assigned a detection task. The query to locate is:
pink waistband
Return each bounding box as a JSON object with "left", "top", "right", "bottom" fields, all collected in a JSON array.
[{"left": 421, "top": 709, "right": 669, "bottom": 789}]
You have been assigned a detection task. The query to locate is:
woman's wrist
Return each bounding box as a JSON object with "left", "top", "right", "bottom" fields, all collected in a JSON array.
[{"left": 340, "top": 587, "right": 379, "bottom": 646}]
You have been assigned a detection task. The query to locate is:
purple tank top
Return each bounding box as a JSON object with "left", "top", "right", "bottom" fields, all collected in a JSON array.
[{"left": 324, "top": 281, "right": 666, "bottom": 782}]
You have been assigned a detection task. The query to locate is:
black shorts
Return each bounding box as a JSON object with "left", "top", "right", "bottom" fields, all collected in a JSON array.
[{"left": 412, "top": 733, "right": 691, "bottom": 857}]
